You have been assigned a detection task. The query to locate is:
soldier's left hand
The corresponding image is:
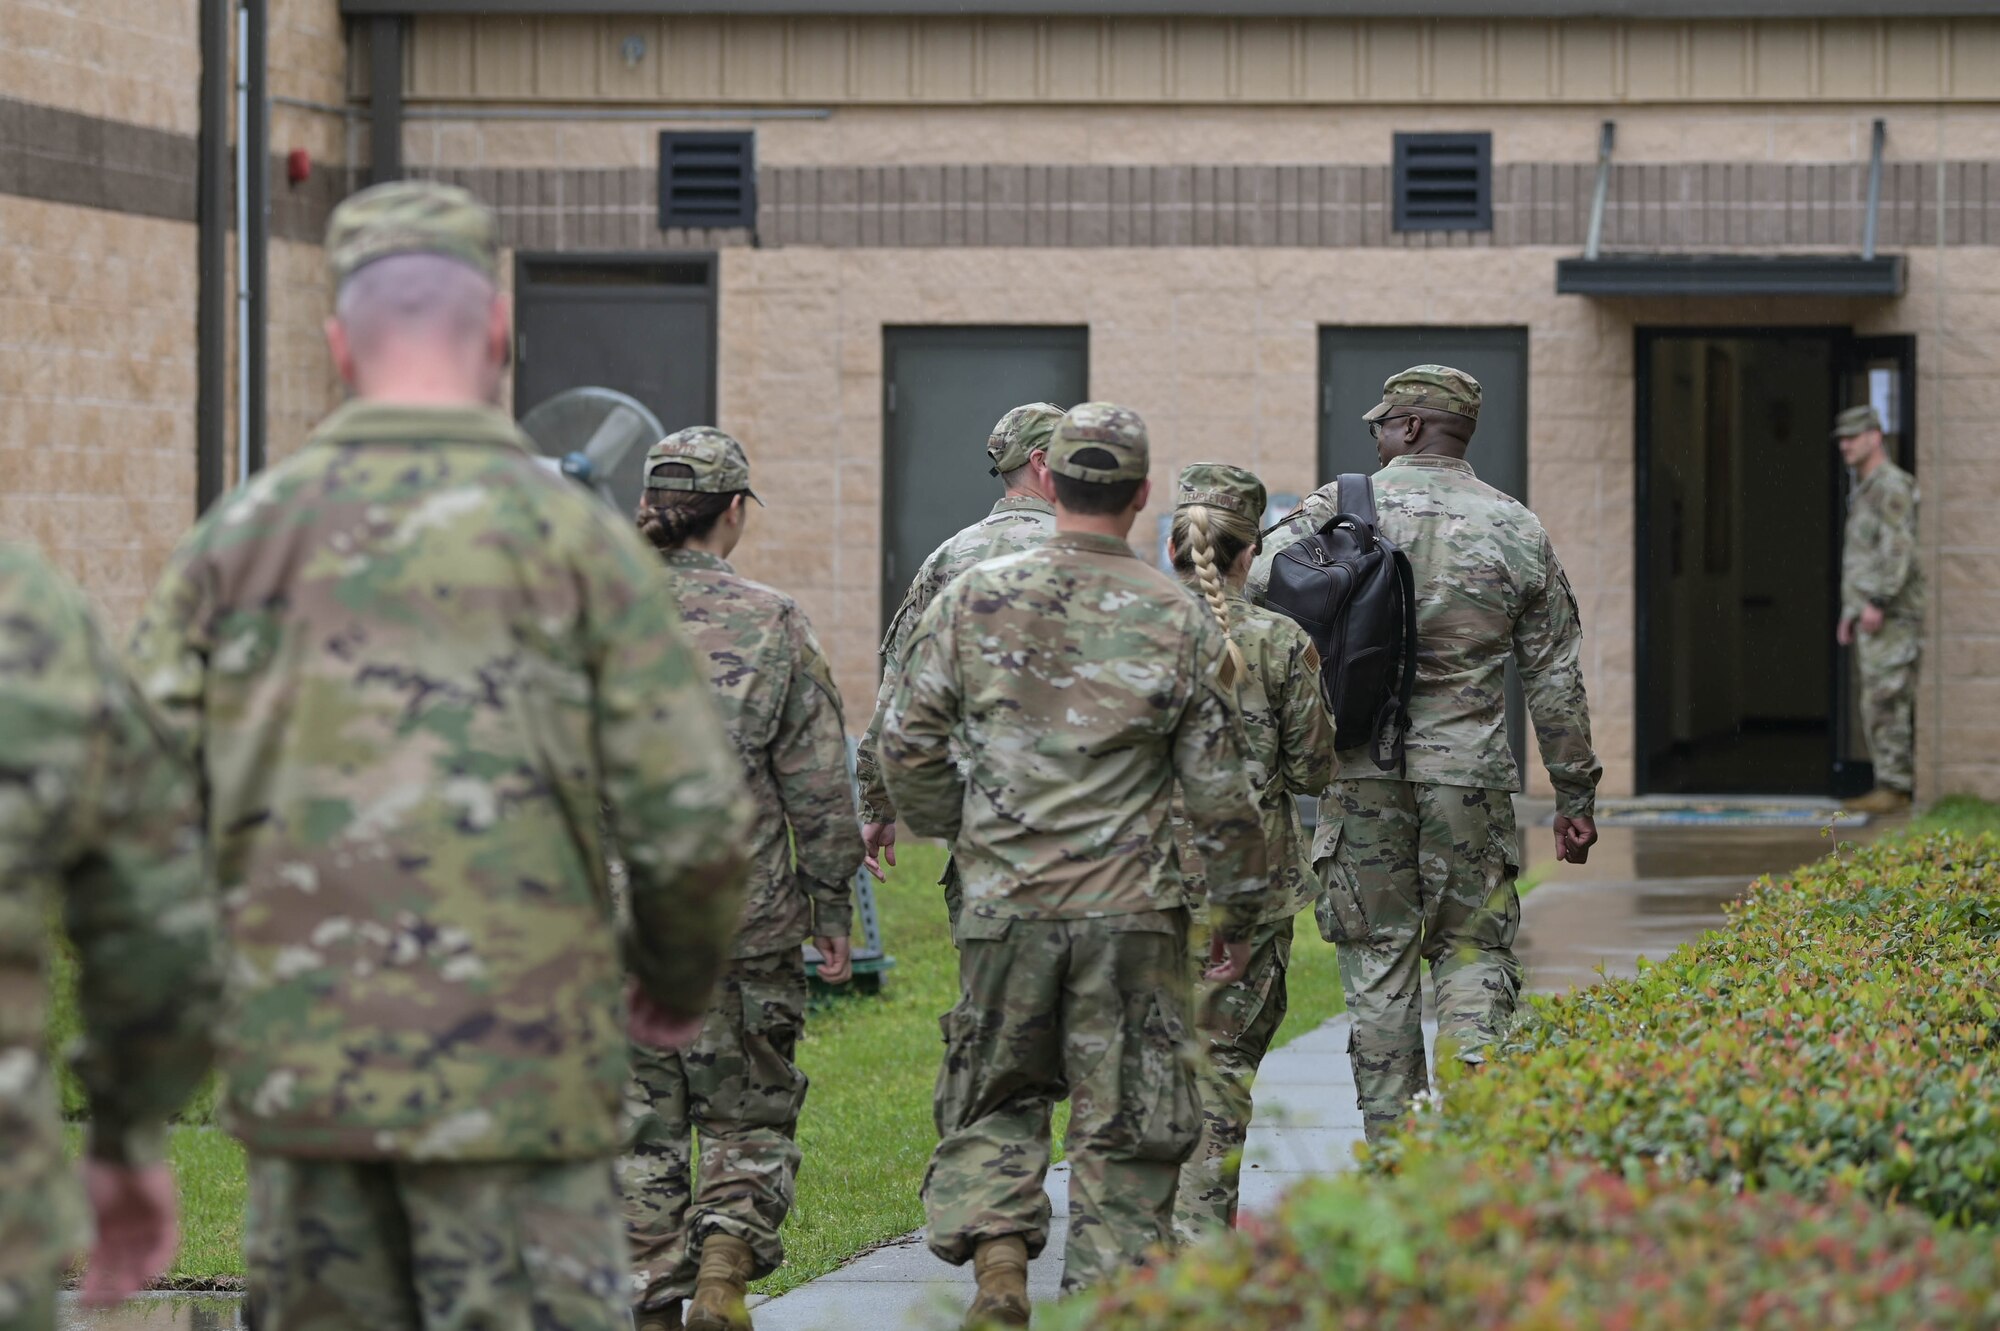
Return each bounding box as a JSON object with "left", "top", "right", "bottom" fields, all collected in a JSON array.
[
  {"left": 814, "top": 934, "right": 853, "bottom": 984},
  {"left": 1857, "top": 603, "right": 1886, "bottom": 636},
  {"left": 80, "top": 1160, "right": 178, "bottom": 1306},
  {"left": 1203, "top": 938, "right": 1254, "bottom": 985},
  {"left": 626, "top": 981, "right": 706, "bottom": 1051}
]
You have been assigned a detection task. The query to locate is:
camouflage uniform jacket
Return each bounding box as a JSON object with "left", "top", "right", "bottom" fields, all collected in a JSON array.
[
  {"left": 128, "top": 401, "right": 751, "bottom": 1162},
  {"left": 1841, "top": 460, "right": 1924, "bottom": 624},
  {"left": 880, "top": 532, "right": 1273, "bottom": 938},
  {"left": 0, "top": 547, "right": 219, "bottom": 1285},
  {"left": 1175, "top": 585, "right": 1334, "bottom": 925},
  {"left": 1251, "top": 456, "right": 1601, "bottom": 818},
  {"left": 854, "top": 494, "right": 1055, "bottom": 824},
  {"left": 658, "top": 547, "right": 862, "bottom": 957}
]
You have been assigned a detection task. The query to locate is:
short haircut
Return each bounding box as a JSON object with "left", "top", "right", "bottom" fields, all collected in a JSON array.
[
  {"left": 335, "top": 253, "right": 496, "bottom": 360},
  {"left": 996, "top": 463, "right": 1029, "bottom": 489},
  {"left": 1054, "top": 473, "right": 1143, "bottom": 516}
]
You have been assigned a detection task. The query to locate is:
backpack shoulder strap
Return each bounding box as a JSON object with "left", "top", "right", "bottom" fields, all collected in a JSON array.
[{"left": 1336, "top": 473, "right": 1379, "bottom": 530}]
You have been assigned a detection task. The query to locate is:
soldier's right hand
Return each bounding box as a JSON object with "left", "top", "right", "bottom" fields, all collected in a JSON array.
[
  {"left": 626, "top": 981, "right": 706, "bottom": 1051},
  {"left": 81, "top": 1160, "right": 178, "bottom": 1306},
  {"left": 862, "top": 821, "right": 898, "bottom": 881},
  {"left": 1203, "top": 938, "right": 1254, "bottom": 986}
]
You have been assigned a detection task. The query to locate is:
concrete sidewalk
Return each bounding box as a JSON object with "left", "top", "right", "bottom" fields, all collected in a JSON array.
[{"left": 751, "top": 1013, "right": 1414, "bottom": 1331}]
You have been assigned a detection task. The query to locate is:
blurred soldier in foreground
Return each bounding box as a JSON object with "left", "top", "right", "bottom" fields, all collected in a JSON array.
[
  {"left": 1252, "top": 366, "right": 1601, "bottom": 1143},
  {"left": 883, "top": 404, "right": 1269, "bottom": 1326},
  {"left": 0, "top": 548, "right": 220, "bottom": 1329},
  {"left": 854, "top": 402, "right": 1063, "bottom": 893},
  {"left": 621, "top": 429, "right": 864, "bottom": 1331},
  {"left": 1164, "top": 464, "right": 1332, "bottom": 1243},
  {"left": 127, "top": 180, "right": 751, "bottom": 1331},
  {"left": 1834, "top": 404, "right": 1924, "bottom": 815}
]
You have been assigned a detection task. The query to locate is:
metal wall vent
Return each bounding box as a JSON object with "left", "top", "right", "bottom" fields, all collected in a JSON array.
[
  {"left": 1392, "top": 132, "right": 1492, "bottom": 232},
  {"left": 659, "top": 131, "right": 756, "bottom": 231}
]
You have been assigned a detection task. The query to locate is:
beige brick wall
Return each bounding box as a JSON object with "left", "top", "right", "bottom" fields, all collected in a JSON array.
[
  {"left": 715, "top": 243, "right": 2000, "bottom": 803},
  {"left": 406, "top": 103, "right": 2000, "bottom": 174},
  {"left": 1, "top": 0, "right": 200, "bottom": 135},
  {"left": 0, "top": 195, "right": 197, "bottom": 633}
]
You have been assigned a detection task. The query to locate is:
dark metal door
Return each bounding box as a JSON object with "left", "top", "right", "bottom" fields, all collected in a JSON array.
[
  {"left": 1319, "top": 327, "right": 1530, "bottom": 774},
  {"left": 513, "top": 257, "right": 716, "bottom": 515},
  {"left": 881, "top": 326, "right": 1088, "bottom": 633},
  {"left": 1832, "top": 333, "right": 1918, "bottom": 797}
]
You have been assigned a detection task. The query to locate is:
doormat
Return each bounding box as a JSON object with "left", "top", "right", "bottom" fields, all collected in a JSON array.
[{"left": 1554, "top": 800, "right": 1867, "bottom": 829}]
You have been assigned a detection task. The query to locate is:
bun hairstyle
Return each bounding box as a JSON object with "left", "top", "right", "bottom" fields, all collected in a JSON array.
[
  {"left": 1171, "top": 499, "right": 1259, "bottom": 689},
  {"left": 636, "top": 463, "right": 741, "bottom": 552}
]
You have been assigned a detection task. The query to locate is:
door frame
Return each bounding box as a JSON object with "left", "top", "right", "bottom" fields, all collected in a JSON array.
[
  {"left": 510, "top": 252, "right": 719, "bottom": 425},
  {"left": 1632, "top": 323, "right": 1878, "bottom": 797},
  {"left": 879, "top": 325, "right": 1089, "bottom": 633}
]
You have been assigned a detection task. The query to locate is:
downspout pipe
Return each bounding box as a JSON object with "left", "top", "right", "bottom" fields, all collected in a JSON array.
[
  {"left": 370, "top": 16, "right": 405, "bottom": 183},
  {"left": 197, "top": 0, "right": 228, "bottom": 512},
  {"left": 246, "top": 0, "right": 268, "bottom": 477},
  {"left": 1584, "top": 119, "right": 1615, "bottom": 261},
  {"left": 1862, "top": 117, "right": 1886, "bottom": 260}
]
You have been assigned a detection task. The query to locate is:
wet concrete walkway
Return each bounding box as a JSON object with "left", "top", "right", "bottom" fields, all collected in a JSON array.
[{"left": 60, "top": 803, "right": 1884, "bottom": 1331}]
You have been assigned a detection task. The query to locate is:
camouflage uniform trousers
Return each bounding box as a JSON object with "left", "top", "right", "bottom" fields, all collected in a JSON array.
[
  {"left": 1171, "top": 918, "right": 1291, "bottom": 1245},
  {"left": 620, "top": 949, "right": 809, "bottom": 1311},
  {"left": 1315, "top": 780, "right": 1522, "bottom": 1142},
  {"left": 243, "top": 1155, "right": 628, "bottom": 1331},
  {"left": 925, "top": 910, "right": 1201, "bottom": 1296},
  {"left": 1857, "top": 617, "right": 1920, "bottom": 795}
]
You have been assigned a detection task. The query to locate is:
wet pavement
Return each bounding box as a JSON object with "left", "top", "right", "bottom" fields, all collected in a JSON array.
[{"left": 61, "top": 799, "right": 1893, "bottom": 1331}]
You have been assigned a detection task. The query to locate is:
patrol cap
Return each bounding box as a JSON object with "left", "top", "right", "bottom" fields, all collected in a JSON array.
[
  {"left": 325, "top": 179, "right": 499, "bottom": 289},
  {"left": 1176, "top": 462, "right": 1266, "bottom": 520},
  {"left": 1832, "top": 404, "right": 1884, "bottom": 438},
  {"left": 987, "top": 402, "right": 1065, "bottom": 477},
  {"left": 1361, "top": 364, "right": 1483, "bottom": 424},
  {"left": 644, "top": 427, "right": 762, "bottom": 504},
  {"left": 1047, "top": 402, "right": 1150, "bottom": 483}
]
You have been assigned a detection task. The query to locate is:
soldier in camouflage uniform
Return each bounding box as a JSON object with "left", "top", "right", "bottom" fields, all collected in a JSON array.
[
  {"left": 882, "top": 404, "right": 1271, "bottom": 1324},
  {"left": 1834, "top": 404, "right": 1924, "bottom": 814},
  {"left": 127, "top": 181, "right": 753, "bottom": 1331},
  {"left": 1163, "top": 464, "right": 1333, "bottom": 1243},
  {"left": 0, "top": 546, "right": 220, "bottom": 1330},
  {"left": 1251, "top": 366, "right": 1602, "bottom": 1144},
  {"left": 854, "top": 402, "right": 1062, "bottom": 895},
  {"left": 620, "top": 429, "right": 864, "bottom": 1331}
]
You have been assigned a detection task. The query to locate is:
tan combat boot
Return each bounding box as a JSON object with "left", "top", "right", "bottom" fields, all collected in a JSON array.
[
  {"left": 684, "top": 1234, "right": 756, "bottom": 1331},
  {"left": 964, "top": 1235, "right": 1031, "bottom": 1329},
  {"left": 1844, "top": 787, "right": 1913, "bottom": 816}
]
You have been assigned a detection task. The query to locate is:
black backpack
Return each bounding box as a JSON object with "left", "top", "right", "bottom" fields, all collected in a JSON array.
[{"left": 1259, "top": 475, "right": 1418, "bottom": 772}]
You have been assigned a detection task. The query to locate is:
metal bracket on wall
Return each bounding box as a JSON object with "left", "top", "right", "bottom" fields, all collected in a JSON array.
[{"left": 1584, "top": 119, "right": 1615, "bottom": 262}]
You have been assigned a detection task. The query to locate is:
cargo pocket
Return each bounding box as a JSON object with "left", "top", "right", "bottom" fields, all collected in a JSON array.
[
  {"left": 735, "top": 968, "right": 809, "bottom": 1128},
  {"left": 1313, "top": 818, "right": 1371, "bottom": 945},
  {"left": 1111, "top": 990, "right": 1202, "bottom": 1164},
  {"left": 932, "top": 997, "right": 983, "bottom": 1138}
]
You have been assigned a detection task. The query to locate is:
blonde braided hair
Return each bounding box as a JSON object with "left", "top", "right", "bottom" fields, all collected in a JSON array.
[{"left": 1172, "top": 501, "right": 1258, "bottom": 690}]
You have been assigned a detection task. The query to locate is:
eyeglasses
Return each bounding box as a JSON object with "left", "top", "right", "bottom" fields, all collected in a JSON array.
[{"left": 1368, "top": 414, "right": 1417, "bottom": 440}]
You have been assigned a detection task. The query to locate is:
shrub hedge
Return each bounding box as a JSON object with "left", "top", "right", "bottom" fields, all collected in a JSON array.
[
  {"left": 1378, "top": 829, "right": 2000, "bottom": 1224},
  {"left": 1037, "top": 1154, "right": 2000, "bottom": 1331}
]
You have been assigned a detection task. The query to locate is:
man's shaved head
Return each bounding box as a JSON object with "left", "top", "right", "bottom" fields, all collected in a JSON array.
[{"left": 326, "top": 253, "right": 508, "bottom": 404}]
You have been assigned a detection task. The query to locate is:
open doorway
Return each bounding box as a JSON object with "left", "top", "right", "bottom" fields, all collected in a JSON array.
[{"left": 1637, "top": 328, "right": 1914, "bottom": 796}]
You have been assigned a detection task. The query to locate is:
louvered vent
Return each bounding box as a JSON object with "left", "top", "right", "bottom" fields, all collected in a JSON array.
[
  {"left": 659, "top": 132, "right": 756, "bottom": 231},
  {"left": 1392, "top": 132, "right": 1492, "bottom": 233}
]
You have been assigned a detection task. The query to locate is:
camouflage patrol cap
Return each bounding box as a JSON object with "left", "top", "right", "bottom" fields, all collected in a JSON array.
[
  {"left": 1833, "top": 404, "right": 1884, "bottom": 438},
  {"left": 1176, "top": 462, "right": 1266, "bottom": 520},
  {"left": 1362, "top": 364, "right": 1482, "bottom": 424},
  {"left": 325, "top": 179, "right": 499, "bottom": 288},
  {"left": 987, "top": 402, "right": 1066, "bottom": 477},
  {"left": 1047, "top": 402, "right": 1150, "bottom": 483},
  {"left": 644, "top": 427, "right": 763, "bottom": 503}
]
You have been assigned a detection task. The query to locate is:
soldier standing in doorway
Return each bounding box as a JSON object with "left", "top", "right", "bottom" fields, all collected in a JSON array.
[
  {"left": 1834, "top": 404, "right": 1924, "bottom": 815},
  {"left": 853, "top": 402, "right": 1063, "bottom": 899},
  {"left": 881, "top": 403, "right": 1270, "bottom": 1326},
  {"left": 0, "top": 546, "right": 220, "bottom": 1329},
  {"left": 621, "top": 428, "right": 864, "bottom": 1331},
  {"left": 128, "top": 181, "right": 753, "bottom": 1331},
  {"left": 1252, "top": 366, "right": 1602, "bottom": 1144}
]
